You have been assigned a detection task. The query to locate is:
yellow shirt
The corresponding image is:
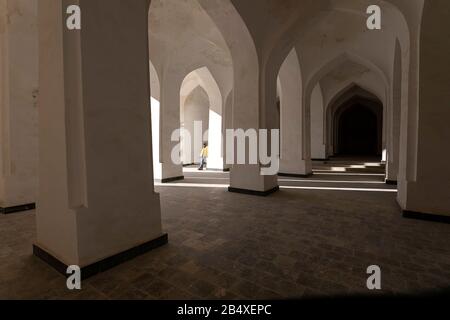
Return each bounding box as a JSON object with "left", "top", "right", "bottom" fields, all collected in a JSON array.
[{"left": 200, "top": 146, "right": 208, "bottom": 158}]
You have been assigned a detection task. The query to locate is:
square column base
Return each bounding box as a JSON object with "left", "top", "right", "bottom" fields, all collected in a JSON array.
[
  {"left": 385, "top": 180, "right": 398, "bottom": 186},
  {"left": 279, "top": 172, "right": 313, "bottom": 178},
  {"left": 403, "top": 211, "right": 450, "bottom": 224},
  {"left": 1, "top": 203, "right": 36, "bottom": 214},
  {"left": 33, "top": 233, "right": 168, "bottom": 280},
  {"left": 157, "top": 176, "right": 185, "bottom": 183},
  {"left": 228, "top": 186, "right": 279, "bottom": 197}
]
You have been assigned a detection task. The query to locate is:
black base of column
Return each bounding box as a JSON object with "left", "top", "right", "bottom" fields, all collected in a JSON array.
[
  {"left": 0, "top": 203, "right": 36, "bottom": 215},
  {"left": 33, "top": 233, "right": 168, "bottom": 280},
  {"left": 182, "top": 163, "right": 195, "bottom": 167},
  {"left": 159, "top": 176, "right": 184, "bottom": 183},
  {"left": 182, "top": 163, "right": 230, "bottom": 172},
  {"left": 204, "top": 168, "right": 230, "bottom": 172},
  {"left": 278, "top": 173, "right": 313, "bottom": 178},
  {"left": 385, "top": 180, "right": 398, "bottom": 186},
  {"left": 312, "top": 158, "right": 329, "bottom": 162},
  {"left": 228, "top": 186, "right": 279, "bottom": 197},
  {"left": 403, "top": 211, "right": 450, "bottom": 224}
]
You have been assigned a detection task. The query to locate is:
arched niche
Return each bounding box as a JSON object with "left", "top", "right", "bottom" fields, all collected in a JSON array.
[
  {"left": 327, "top": 86, "right": 383, "bottom": 157},
  {"left": 181, "top": 86, "right": 210, "bottom": 165},
  {"left": 179, "top": 66, "right": 224, "bottom": 169},
  {"left": 304, "top": 52, "right": 388, "bottom": 160}
]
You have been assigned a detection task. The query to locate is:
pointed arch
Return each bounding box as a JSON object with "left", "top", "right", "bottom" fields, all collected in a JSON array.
[
  {"left": 179, "top": 66, "right": 224, "bottom": 169},
  {"left": 305, "top": 52, "right": 389, "bottom": 100},
  {"left": 326, "top": 85, "right": 383, "bottom": 157},
  {"left": 196, "top": 0, "right": 259, "bottom": 127}
]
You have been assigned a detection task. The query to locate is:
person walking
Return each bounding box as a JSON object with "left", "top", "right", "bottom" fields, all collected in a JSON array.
[{"left": 198, "top": 143, "right": 208, "bottom": 170}]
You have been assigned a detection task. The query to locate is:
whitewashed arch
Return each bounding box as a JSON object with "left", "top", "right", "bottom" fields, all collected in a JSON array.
[
  {"left": 180, "top": 66, "right": 224, "bottom": 169},
  {"left": 326, "top": 85, "right": 384, "bottom": 157}
]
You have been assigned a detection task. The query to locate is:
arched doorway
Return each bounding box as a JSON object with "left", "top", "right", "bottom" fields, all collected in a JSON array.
[
  {"left": 179, "top": 67, "right": 224, "bottom": 170},
  {"left": 181, "top": 86, "right": 210, "bottom": 165},
  {"left": 333, "top": 97, "right": 383, "bottom": 157}
]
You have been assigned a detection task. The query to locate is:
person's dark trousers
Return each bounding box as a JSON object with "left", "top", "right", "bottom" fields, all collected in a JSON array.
[{"left": 198, "top": 157, "right": 206, "bottom": 170}]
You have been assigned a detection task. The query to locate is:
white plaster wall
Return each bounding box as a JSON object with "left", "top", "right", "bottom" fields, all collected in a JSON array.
[
  {"left": 0, "top": 0, "right": 38, "bottom": 207},
  {"left": 181, "top": 86, "right": 210, "bottom": 165},
  {"left": 310, "top": 84, "right": 326, "bottom": 160}
]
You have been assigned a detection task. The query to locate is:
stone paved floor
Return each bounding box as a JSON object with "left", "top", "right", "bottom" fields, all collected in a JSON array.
[{"left": 1, "top": 161, "right": 449, "bottom": 299}]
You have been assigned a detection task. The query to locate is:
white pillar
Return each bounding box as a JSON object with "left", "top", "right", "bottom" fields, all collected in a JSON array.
[
  {"left": 398, "top": 2, "right": 450, "bottom": 218},
  {"left": 279, "top": 49, "right": 312, "bottom": 177},
  {"left": 222, "top": 91, "right": 233, "bottom": 171},
  {"left": 159, "top": 72, "right": 184, "bottom": 182},
  {"left": 35, "top": 0, "right": 166, "bottom": 272},
  {"left": 310, "top": 84, "right": 327, "bottom": 160},
  {"left": 151, "top": 97, "right": 162, "bottom": 179},
  {"left": 386, "top": 41, "right": 402, "bottom": 183},
  {"left": 197, "top": 0, "right": 278, "bottom": 195},
  {"left": 228, "top": 64, "right": 279, "bottom": 194},
  {"left": 0, "top": 0, "right": 38, "bottom": 212}
]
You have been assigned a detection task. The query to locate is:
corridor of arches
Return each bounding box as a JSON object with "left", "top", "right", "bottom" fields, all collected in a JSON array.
[
  {"left": 334, "top": 99, "right": 383, "bottom": 158},
  {"left": 0, "top": 0, "right": 449, "bottom": 300}
]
